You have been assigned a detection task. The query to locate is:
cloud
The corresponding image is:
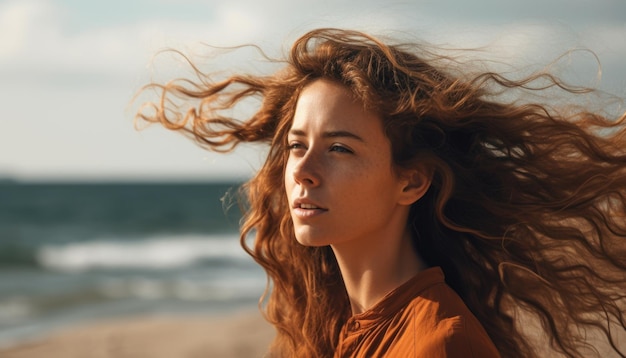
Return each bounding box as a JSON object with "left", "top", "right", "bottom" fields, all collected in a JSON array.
[
  {"left": 2, "top": 0, "right": 623, "bottom": 83},
  {"left": 0, "top": 0, "right": 623, "bottom": 180},
  {"left": 0, "top": 0, "right": 271, "bottom": 81},
  {"left": 0, "top": 0, "right": 57, "bottom": 58}
]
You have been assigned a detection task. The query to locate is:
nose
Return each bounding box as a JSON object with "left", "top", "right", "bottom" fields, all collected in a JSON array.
[{"left": 291, "top": 151, "right": 321, "bottom": 187}]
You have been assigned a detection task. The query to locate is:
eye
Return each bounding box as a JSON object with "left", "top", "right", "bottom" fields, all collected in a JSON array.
[
  {"left": 287, "top": 142, "right": 306, "bottom": 152},
  {"left": 330, "top": 145, "right": 353, "bottom": 154}
]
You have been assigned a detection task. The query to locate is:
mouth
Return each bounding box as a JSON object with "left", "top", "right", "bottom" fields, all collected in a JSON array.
[
  {"left": 292, "top": 199, "right": 328, "bottom": 218},
  {"left": 298, "top": 203, "right": 323, "bottom": 209}
]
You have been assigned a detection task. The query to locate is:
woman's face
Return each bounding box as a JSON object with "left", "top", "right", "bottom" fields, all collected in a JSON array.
[{"left": 285, "top": 79, "right": 413, "bottom": 247}]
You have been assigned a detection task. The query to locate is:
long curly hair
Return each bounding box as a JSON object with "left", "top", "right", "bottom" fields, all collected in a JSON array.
[{"left": 136, "top": 28, "right": 626, "bottom": 358}]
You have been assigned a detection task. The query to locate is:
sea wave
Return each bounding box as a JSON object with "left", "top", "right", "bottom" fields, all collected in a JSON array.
[
  {"left": 36, "top": 235, "right": 250, "bottom": 272},
  {"left": 96, "top": 275, "right": 264, "bottom": 301}
]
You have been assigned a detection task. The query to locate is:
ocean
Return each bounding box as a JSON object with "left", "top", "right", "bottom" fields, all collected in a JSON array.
[{"left": 0, "top": 181, "right": 265, "bottom": 347}]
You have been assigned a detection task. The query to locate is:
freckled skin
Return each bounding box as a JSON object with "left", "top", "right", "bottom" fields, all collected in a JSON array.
[{"left": 285, "top": 79, "right": 410, "bottom": 249}]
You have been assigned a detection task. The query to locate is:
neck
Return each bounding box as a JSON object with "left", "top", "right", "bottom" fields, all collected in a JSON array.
[{"left": 331, "top": 228, "right": 427, "bottom": 315}]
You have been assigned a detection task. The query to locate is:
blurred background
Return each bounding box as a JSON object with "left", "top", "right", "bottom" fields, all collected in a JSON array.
[{"left": 0, "top": 0, "right": 624, "bottom": 350}]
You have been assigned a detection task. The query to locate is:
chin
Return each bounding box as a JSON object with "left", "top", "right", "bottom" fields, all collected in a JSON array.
[{"left": 294, "top": 232, "right": 332, "bottom": 247}]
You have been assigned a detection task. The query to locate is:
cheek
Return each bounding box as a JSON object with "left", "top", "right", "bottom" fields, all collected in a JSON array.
[
  {"left": 284, "top": 161, "right": 299, "bottom": 205},
  {"left": 284, "top": 160, "right": 294, "bottom": 188}
]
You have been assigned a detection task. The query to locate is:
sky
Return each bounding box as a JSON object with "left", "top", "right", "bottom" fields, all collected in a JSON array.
[{"left": 0, "top": 0, "right": 624, "bottom": 182}]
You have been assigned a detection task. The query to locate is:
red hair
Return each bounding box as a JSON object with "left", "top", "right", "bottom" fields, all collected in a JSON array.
[{"left": 136, "top": 29, "right": 626, "bottom": 357}]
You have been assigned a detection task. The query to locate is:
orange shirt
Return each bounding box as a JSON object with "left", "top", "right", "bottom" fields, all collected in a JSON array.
[{"left": 334, "top": 267, "right": 501, "bottom": 357}]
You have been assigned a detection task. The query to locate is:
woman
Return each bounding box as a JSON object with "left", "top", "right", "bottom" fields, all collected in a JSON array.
[{"left": 136, "top": 29, "right": 626, "bottom": 357}]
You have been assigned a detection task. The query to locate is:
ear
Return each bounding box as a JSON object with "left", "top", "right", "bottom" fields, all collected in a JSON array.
[{"left": 397, "top": 165, "right": 432, "bottom": 206}]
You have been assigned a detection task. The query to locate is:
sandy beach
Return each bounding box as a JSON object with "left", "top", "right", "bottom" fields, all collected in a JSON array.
[{"left": 0, "top": 310, "right": 274, "bottom": 358}]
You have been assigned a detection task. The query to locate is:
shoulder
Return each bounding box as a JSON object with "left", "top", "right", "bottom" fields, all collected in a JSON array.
[{"left": 403, "top": 280, "right": 501, "bottom": 358}]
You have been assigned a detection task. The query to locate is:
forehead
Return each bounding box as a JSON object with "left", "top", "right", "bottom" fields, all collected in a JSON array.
[
  {"left": 291, "top": 79, "right": 383, "bottom": 134},
  {"left": 297, "top": 79, "right": 356, "bottom": 107}
]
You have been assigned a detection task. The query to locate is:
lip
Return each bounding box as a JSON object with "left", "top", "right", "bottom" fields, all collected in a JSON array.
[{"left": 292, "top": 198, "right": 328, "bottom": 218}]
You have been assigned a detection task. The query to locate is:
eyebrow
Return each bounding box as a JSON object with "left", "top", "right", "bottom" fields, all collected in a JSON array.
[{"left": 288, "top": 129, "right": 365, "bottom": 142}]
